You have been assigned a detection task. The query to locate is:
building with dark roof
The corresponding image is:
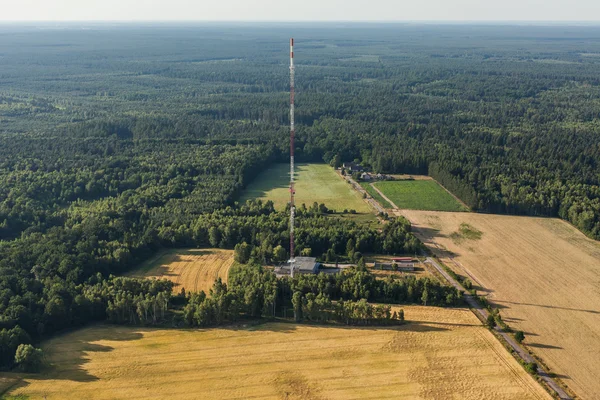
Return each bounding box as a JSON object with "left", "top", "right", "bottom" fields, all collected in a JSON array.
[{"left": 275, "top": 257, "right": 320, "bottom": 275}]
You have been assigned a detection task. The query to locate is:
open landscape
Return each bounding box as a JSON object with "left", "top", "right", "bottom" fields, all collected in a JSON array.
[
  {"left": 6, "top": 306, "right": 550, "bottom": 400},
  {"left": 2, "top": 20, "right": 600, "bottom": 400},
  {"left": 373, "top": 180, "right": 468, "bottom": 212},
  {"left": 240, "top": 163, "right": 371, "bottom": 214},
  {"left": 401, "top": 210, "right": 600, "bottom": 399},
  {"left": 128, "top": 249, "right": 233, "bottom": 294}
]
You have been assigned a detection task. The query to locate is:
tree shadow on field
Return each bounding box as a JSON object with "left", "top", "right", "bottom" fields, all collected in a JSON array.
[
  {"left": 229, "top": 319, "right": 454, "bottom": 334},
  {"left": 546, "top": 372, "right": 570, "bottom": 380},
  {"left": 238, "top": 163, "right": 304, "bottom": 204},
  {"left": 414, "top": 226, "right": 445, "bottom": 239},
  {"left": 11, "top": 324, "right": 145, "bottom": 394},
  {"left": 527, "top": 342, "right": 563, "bottom": 350},
  {"left": 471, "top": 284, "right": 493, "bottom": 295},
  {"left": 494, "top": 300, "right": 600, "bottom": 315}
]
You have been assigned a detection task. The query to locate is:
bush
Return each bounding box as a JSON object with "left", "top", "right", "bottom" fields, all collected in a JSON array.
[
  {"left": 515, "top": 330, "right": 525, "bottom": 343},
  {"left": 523, "top": 361, "right": 538, "bottom": 374},
  {"left": 15, "top": 344, "right": 44, "bottom": 372},
  {"left": 486, "top": 314, "right": 497, "bottom": 329}
]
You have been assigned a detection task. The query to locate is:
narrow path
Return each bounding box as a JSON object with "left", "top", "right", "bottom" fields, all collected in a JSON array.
[
  {"left": 340, "top": 173, "right": 385, "bottom": 214},
  {"left": 369, "top": 182, "right": 398, "bottom": 210},
  {"left": 425, "top": 257, "right": 572, "bottom": 400}
]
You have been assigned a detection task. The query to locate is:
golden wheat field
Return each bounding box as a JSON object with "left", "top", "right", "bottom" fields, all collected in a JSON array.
[
  {"left": 6, "top": 306, "right": 549, "bottom": 400},
  {"left": 128, "top": 248, "right": 233, "bottom": 294},
  {"left": 401, "top": 210, "right": 600, "bottom": 399}
]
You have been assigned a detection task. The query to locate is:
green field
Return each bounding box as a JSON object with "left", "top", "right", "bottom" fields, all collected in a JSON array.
[
  {"left": 373, "top": 180, "right": 468, "bottom": 212},
  {"left": 241, "top": 163, "right": 371, "bottom": 213},
  {"left": 360, "top": 182, "right": 393, "bottom": 209}
]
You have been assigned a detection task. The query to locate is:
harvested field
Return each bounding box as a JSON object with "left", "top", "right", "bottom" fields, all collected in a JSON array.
[
  {"left": 7, "top": 306, "right": 549, "bottom": 400},
  {"left": 129, "top": 248, "right": 233, "bottom": 294},
  {"left": 240, "top": 163, "right": 371, "bottom": 214},
  {"left": 401, "top": 209, "right": 600, "bottom": 399}
]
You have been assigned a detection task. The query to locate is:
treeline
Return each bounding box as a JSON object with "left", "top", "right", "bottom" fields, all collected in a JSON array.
[
  {"left": 0, "top": 276, "right": 173, "bottom": 370},
  {"left": 183, "top": 264, "right": 462, "bottom": 328},
  {"left": 4, "top": 25, "right": 600, "bottom": 238},
  {"left": 0, "top": 196, "right": 419, "bottom": 370},
  {"left": 0, "top": 138, "right": 275, "bottom": 241}
]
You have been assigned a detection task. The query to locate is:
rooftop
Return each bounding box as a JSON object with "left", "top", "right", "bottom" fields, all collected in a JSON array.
[{"left": 292, "top": 257, "right": 319, "bottom": 271}]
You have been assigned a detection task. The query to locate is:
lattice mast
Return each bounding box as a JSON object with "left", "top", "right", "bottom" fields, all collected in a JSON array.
[{"left": 289, "top": 38, "right": 296, "bottom": 277}]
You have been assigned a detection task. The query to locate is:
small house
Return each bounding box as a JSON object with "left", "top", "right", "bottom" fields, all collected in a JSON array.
[{"left": 343, "top": 162, "right": 364, "bottom": 173}]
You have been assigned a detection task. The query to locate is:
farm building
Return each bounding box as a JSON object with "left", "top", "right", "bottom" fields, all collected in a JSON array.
[
  {"left": 392, "top": 257, "right": 416, "bottom": 263},
  {"left": 343, "top": 162, "right": 364, "bottom": 173},
  {"left": 374, "top": 262, "right": 393, "bottom": 270},
  {"left": 275, "top": 257, "right": 320, "bottom": 275},
  {"left": 361, "top": 172, "right": 372, "bottom": 181},
  {"left": 374, "top": 261, "right": 416, "bottom": 272},
  {"left": 390, "top": 257, "right": 417, "bottom": 271}
]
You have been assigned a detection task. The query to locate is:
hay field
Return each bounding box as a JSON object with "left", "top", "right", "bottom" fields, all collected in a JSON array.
[
  {"left": 129, "top": 249, "right": 233, "bottom": 294},
  {"left": 7, "top": 306, "right": 549, "bottom": 400},
  {"left": 240, "top": 163, "right": 371, "bottom": 213},
  {"left": 374, "top": 180, "right": 468, "bottom": 212},
  {"left": 401, "top": 210, "right": 600, "bottom": 399}
]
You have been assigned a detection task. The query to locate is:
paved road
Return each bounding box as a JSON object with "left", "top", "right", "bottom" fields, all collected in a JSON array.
[{"left": 425, "top": 257, "right": 572, "bottom": 400}]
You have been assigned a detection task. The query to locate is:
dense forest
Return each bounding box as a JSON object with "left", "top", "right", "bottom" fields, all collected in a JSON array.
[{"left": 1, "top": 23, "right": 600, "bottom": 369}]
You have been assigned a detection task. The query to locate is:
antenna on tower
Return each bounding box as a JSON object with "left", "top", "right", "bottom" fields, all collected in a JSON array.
[{"left": 289, "top": 38, "right": 296, "bottom": 278}]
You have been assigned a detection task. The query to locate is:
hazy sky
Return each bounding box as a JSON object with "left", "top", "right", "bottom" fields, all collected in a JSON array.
[{"left": 2, "top": 0, "right": 600, "bottom": 22}]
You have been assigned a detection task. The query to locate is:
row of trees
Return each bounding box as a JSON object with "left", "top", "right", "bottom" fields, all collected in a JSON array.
[
  {"left": 292, "top": 294, "right": 404, "bottom": 326},
  {"left": 183, "top": 264, "right": 462, "bottom": 328}
]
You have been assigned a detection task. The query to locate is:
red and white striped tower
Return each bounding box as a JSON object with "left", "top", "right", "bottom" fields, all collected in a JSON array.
[{"left": 289, "top": 38, "right": 296, "bottom": 277}]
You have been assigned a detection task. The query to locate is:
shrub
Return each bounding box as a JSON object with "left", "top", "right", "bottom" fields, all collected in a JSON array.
[
  {"left": 523, "top": 361, "right": 538, "bottom": 374},
  {"left": 515, "top": 330, "right": 525, "bottom": 343},
  {"left": 15, "top": 344, "right": 44, "bottom": 372}
]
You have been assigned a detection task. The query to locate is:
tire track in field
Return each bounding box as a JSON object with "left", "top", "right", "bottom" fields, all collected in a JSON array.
[{"left": 476, "top": 329, "right": 548, "bottom": 400}]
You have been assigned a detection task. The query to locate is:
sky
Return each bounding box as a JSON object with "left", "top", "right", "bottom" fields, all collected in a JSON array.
[{"left": 1, "top": 0, "right": 600, "bottom": 22}]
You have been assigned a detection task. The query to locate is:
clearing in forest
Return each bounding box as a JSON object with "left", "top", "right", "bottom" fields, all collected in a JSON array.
[
  {"left": 128, "top": 249, "right": 233, "bottom": 294},
  {"left": 401, "top": 209, "right": 600, "bottom": 399},
  {"left": 374, "top": 179, "right": 468, "bottom": 212},
  {"left": 7, "top": 306, "right": 549, "bottom": 400},
  {"left": 240, "top": 163, "right": 371, "bottom": 214}
]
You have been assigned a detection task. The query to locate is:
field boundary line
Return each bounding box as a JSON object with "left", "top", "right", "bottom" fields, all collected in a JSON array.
[
  {"left": 369, "top": 182, "right": 398, "bottom": 210},
  {"left": 428, "top": 177, "right": 471, "bottom": 211}
]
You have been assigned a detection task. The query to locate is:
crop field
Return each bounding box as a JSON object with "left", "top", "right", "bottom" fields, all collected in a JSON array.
[
  {"left": 374, "top": 180, "right": 468, "bottom": 212},
  {"left": 240, "top": 163, "right": 371, "bottom": 214},
  {"left": 401, "top": 210, "right": 600, "bottom": 399},
  {"left": 6, "top": 306, "right": 549, "bottom": 400},
  {"left": 360, "top": 182, "right": 393, "bottom": 208},
  {"left": 128, "top": 249, "right": 233, "bottom": 294}
]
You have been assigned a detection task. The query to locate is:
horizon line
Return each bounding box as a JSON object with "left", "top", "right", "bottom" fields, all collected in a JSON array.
[{"left": 1, "top": 20, "right": 600, "bottom": 24}]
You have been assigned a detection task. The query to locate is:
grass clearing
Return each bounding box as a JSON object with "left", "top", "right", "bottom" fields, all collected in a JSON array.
[
  {"left": 7, "top": 306, "right": 549, "bottom": 400},
  {"left": 128, "top": 248, "right": 233, "bottom": 294},
  {"left": 240, "top": 163, "right": 371, "bottom": 214},
  {"left": 374, "top": 180, "right": 468, "bottom": 212},
  {"left": 401, "top": 209, "right": 600, "bottom": 399},
  {"left": 449, "top": 222, "right": 483, "bottom": 243}
]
